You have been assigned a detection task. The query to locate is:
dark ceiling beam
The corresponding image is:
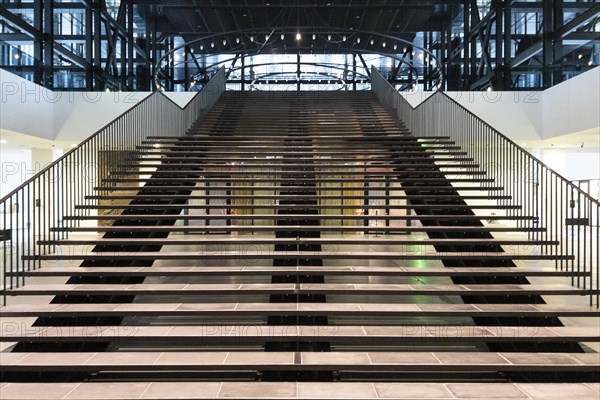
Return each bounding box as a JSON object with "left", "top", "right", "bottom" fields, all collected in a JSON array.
[
  {"left": 227, "top": 0, "right": 248, "bottom": 53},
  {"left": 209, "top": 0, "right": 229, "bottom": 53},
  {"left": 139, "top": 3, "right": 442, "bottom": 9}
]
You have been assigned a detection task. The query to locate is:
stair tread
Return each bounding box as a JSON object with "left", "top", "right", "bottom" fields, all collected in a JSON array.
[
  {"left": 4, "top": 283, "right": 584, "bottom": 295},
  {"left": 64, "top": 214, "right": 531, "bottom": 220},
  {"left": 9, "top": 265, "right": 586, "bottom": 277},
  {"left": 24, "top": 250, "right": 570, "bottom": 261},
  {"left": 37, "top": 238, "right": 556, "bottom": 245},
  {"left": 0, "top": 351, "right": 597, "bottom": 372},
  {"left": 0, "top": 382, "right": 598, "bottom": 400},
  {"left": 1, "top": 303, "right": 597, "bottom": 317},
  {"left": 51, "top": 225, "right": 545, "bottom": 232},
  {"left": 2, "top": 325, "right": 597, "bottom": 342}
]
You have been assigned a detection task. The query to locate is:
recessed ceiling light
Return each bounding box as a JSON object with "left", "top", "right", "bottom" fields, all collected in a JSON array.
[{"left": 296, "top": 33, "right": 302, "bottom": 41}]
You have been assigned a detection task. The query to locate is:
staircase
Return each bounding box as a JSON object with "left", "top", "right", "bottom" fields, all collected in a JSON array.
[{"left": 1, "top": 91, "right": 598, "bottom": 399}]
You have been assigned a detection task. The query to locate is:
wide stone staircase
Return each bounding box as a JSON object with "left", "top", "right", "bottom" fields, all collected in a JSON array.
[{"left": 0, "top": 91, "right": 598, "bottom": 399}]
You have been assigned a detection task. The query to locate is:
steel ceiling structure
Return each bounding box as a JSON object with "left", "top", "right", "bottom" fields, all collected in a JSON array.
[{"left": 0, "top": 0, "right": 598, "bottom": 91}]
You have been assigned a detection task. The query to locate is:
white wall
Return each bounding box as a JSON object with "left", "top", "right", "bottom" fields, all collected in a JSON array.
[
  {"left": 1, "top": 69, "right": 197, "bottom": 142},
  {"left": 0, "top": 69, "right": 56, "bottom": 140},
  {"left": 0, "top": 149, "right": 32, "bottom": 198},
  {"left": 540, "top": 67, "right": 600, "bottom": 140},
  {"left": 400, "top": 67, "right": 599, "bottom": 143}
]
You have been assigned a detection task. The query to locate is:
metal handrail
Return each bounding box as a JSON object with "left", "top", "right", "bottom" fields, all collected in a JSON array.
[
  {"left": 1, "top": 68, "right": 225, "bottom": 302},
  {"left": 372, "top": 67, "right": 599, "bottom": 307}
]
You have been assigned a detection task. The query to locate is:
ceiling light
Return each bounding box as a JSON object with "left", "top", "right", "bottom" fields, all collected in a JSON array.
[
  {"left": 223, "top": 39, "right": 227, "bottom": 45},
  {"left": 189, "top": 48, "right": 194, "bottom": 53},
  {"left": 418, "top": 53, "right": 423, "bottom": 59},
  {"left": 296, "top": 33, "right": 302, "bottom": 41},
  {"left": 211, "top": 42, "right": 214, "bottom": 48},
  {"left": 281, "top": 33, "right": 285, "bottom": 40},
  {"left": 328, "top": 34, "right": 331, "bottom": 40},
  {"left": 250, "top": 35, "right": 254, "bottom": 42},
  {"left": 0, "top": 139, "right": 7, "bottom": 144},
  {"left": 588, "top": 61, "right": 593, "bottom": 66},
  {"left": 393, "top": 44, "right": 397, "bottom": 50},
  {"left": 312, "top": 34, "right": 316, "bottom": 40},
  {"left": 236, "top": 37, "right": 240, "bottom": 43},
  {"left": 382, "top": 42, "right": 386, "bottom": 47},
  {"left": 342, "top": 35, "right": 346, "bottom": 41},
  {"left": 200, "top": 44, "right": 204, "bottom": 50},
  {"left": 578, "top": 54, "right": 583, "bottom": 59},
  {"left": 370, "top": 39, "right": 374, "bottom": 45},
  {"left": 357, "top": 37, "right": 361, "bottom": 43},
  {"left": 14, "top": 53, "right": 20, "bottom": 59},
  {"left": 265, "top": 34, "right": 269, "bottom": 40}
]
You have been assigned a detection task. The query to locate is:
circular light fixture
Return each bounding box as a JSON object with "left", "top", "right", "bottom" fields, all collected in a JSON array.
[
  {"left": 578, "top": 54, "right": 583, "bottom": 59},
  {"left": 370, "top": 39, "right": 374, "bottom": 45},
  {"left": 393, "top": 44, "right": 397, "bottom": 50},
  {"left": 250, "top": 35, "right": 254, "bottom": 42},
  {"left": 357, "top": 37, "right": 361, "bottom": 43},
  {"left": 328, "top": 34, "right": 331, "bottom": 40},
  {"left": 236, "top": 37, "right": 240, "bottom": 43},
  {"left": 14, "top": 53, "right": 20, "bottom": 60},
  {"left": 222, "top": 39, "right": 226, "bottom": 46},
  {"left": 382, "top": 42, "right": 386, "bottom": 47},
  {"left": 296, "top": 33, "right": 302, "bottom": 41},
  {"left": 211, "top": 42, "right": 214, "bottom": 48},
  {"left": 342, "top": 35, "right": 347, "bottom": 41},
  {"left": 312, "top": 34, "right": 316, "bottom": 40},
  {"left": 281, "top": 33, "right": 285, "bottom": 40},
  {"left": 200, "top": 44, "right": 204, "bottom": 50},
  {"left": 265, "top": 34, "right": 269, "bottom": 41}
]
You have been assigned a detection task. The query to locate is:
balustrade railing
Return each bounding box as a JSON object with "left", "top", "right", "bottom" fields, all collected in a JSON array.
[
  {"left": 1, "top": 68, "right": 225, "bottom": 302},
  {"left": 372, "top": 67, "right": 599, "bottom": 307}
]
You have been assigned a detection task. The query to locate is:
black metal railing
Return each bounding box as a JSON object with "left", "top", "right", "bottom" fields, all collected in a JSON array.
[
  {"left": 372, "top": 67, "right": 599, "bottom": 307},
  {"left": 0, "top": 68, "right": 225, "bottom": 302}
]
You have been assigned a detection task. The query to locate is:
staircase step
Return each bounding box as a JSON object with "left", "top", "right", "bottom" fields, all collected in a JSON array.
[
  {"left": 111, "top": 167, "right": 486, "bottom": 175},
  {"left": 2, "top": 303, "right": 598, "bottom": 318},
  {"left": 22, "top": 251, "right": 570, "bottom": 262},
  {"left": 76, "top": 204, "right": 523, "bottom": 210},
  {"left": 51, "top": 225, "right": 545, "bottom": 233},
  {"left": 2, "top": 325, "right": 597, "bottom": 344},
  {"left": 63, "top": 214, "right": 532, "bottom": 221},
  {"left": 8, "top": 265, "right": 584, "bottom": 278},
  {"left": 3, "top": 283, "right": 583, "bottom": 296},
  {"left": 0, "top": 382, "right": 598, "bottom": 400},
  {"left": 37, "top": 238, "right": 556, "bottom": 246},
  {"left": 0, "top": 351, "right": 596, "bottom": 373}
]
